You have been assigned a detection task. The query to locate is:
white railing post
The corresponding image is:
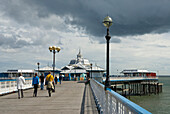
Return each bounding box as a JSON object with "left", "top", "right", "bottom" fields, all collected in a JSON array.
[
  {"left": 9, "top": 81, "right": 11, "bottom": 92},
  {"left": 110, "top": 94, "right": 113, "bottom": 114},
  {"left": 13, "top": 81, "right": 15, "bottom": 90},
  {"left": 0, "top": 79, "right": 33, "bottom": 95},
  {"left": 5, "top": 81, "right": 7, "bottom": 93},
  {"left": 105, "top": 91, "right": 108, "bottom": 114}
]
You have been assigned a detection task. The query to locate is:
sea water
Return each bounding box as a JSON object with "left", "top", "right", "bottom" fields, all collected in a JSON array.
[{"left": 130, "top": 77, "right": 170, "bottom": 114}]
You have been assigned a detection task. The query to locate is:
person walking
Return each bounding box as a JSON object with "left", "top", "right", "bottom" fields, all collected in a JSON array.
[
  {"left": 32, "top": 73, "right": 39, "bottom": 97},
  {"left": 59, "top": 75, "right": 62, "bottom": 84},
  {"left": 40, "top": 73, "right": 45, "bottom": 90},
  {"left": 16, "top": 73, "right": 25, "bottom": 99},
  {"left": 55, "top": 75, "right": 58, "bottom": 85},
  {"left": 46, "top": 72, "right": 54, "bottom": 97}
]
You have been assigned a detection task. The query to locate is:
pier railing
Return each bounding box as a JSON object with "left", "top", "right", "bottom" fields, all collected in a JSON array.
[
  {"left": 0, "top": 78, "right": 33, "bottom": 95},
  {"left": 103, "top": 77, "right": 158, "bottom": 82},
  {"left": 90, "top": 79, "right": 151, "bottom": 114}
]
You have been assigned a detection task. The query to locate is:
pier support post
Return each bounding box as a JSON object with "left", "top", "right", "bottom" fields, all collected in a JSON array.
[
  {"left": 122, "top": 85, "right": 124, "bottom": 96},
  {"left": 139, "top": 82, "right": 142, "bottom": 96},
  {"left": 125, "top": 84, "right": 126, "bottom": 97},
  {"left": 157, "top": 83, "right": 159, "bottom": 94},
  {"left": 114, "top": 83, "right": 117, "bottom": 92},
  {"left": 136, "top": 83, "right": 139, "bottom": 95},
  {"left": 128, "top": 83, "right": 131, "bottom": 99},
  {"left": 148, "top": 81, "right": 151, "bottom": 96}
]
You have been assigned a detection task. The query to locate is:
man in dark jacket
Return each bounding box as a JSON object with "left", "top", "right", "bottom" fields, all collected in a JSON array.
[
  {"left": 32, "top": 73, "right": 39, "bottom": 97},
  {"left": 59, "top": 75, "right": 62, "bottom": 84},
  {"left": 40, "top": 74, "right": 45, "bottom": 90}
]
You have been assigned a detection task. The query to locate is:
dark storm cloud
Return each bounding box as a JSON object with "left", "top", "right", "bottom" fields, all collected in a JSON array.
[
  {"left": 98, "top": 37, "right": 121, "bottom": 44},
  {"left": 0, "top": 34, "right": 31, "bottom": 48},
  {"left": 111, "top": 38, "right": 121, "bottom": 43},
  {"left": 1, "top": 0, "right": 170, "bottom": 39},
  {"left": 152, "top": 44, "right": 168, "bottom": 48}
]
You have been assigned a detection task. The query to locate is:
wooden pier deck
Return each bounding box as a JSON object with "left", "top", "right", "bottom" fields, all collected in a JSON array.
[{"left": 0, "top": 81, "right": 98, "bottom": 114}]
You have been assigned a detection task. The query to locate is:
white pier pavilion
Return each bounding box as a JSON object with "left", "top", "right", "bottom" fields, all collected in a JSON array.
[{"left": 61, "top": 50, "right": 105, "bottom": 81}]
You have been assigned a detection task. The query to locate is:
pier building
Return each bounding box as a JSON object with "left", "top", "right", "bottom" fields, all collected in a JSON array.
[
  {"left": 61, "top": 50, "right": 105, "bottom": 81},
  {"left": 36, "top": 66, "right": 61, "bottom": 77},
  {"left": 103, "top": 69, "right": 162, "bottom": 97},
  {"left": 121, "top": 69, "right": 156, "bottom": 77},
  {"left": 0, "top": 69, "right": 34, "bottom": 79}
]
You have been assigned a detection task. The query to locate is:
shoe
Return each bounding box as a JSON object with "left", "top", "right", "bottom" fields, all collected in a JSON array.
[{"left": 18, "top": 97, "right": 20, "bottom": 99}]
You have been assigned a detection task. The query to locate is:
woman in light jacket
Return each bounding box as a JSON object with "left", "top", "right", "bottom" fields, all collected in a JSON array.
[{"left": 17, "top": 73, "right": 25, "bottom": 99}]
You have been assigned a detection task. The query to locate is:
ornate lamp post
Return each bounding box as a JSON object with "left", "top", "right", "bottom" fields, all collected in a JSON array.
[
  {"left": 49, "top": 46, "right": 61, "bottom": 77},
  {"left": 90, "top": 63, "right": 93, "bottom": 78},
  {"left": 103, "top": 16, "right": 113, "bottom": 90},
  {"left": 37, "top": 62, "right": 40, "bottom": 76}
]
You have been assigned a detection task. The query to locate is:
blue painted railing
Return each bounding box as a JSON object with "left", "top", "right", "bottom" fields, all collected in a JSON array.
[
  {"left": 90, "top": 79, "right": 152, "bottom": 114},
  {"left": 0, "top": 78, "right": 32, "bottom": 82}
]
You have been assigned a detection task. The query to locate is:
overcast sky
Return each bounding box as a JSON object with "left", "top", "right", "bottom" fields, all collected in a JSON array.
[{"left": 1, "top": 0, "right": 170, "bottom": 75}]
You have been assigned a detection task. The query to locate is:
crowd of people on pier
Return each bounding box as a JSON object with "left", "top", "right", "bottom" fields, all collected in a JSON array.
[{"left": 16, "top": 72, "right": 63, "bottom": 99}]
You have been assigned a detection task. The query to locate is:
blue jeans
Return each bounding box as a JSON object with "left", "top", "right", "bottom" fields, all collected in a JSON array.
[{"left": 41, "top": 82, "right": 44, "bottom": 90}]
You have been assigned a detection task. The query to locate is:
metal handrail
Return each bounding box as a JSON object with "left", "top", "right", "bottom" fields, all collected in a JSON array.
[
  {"left": 90, "top": 79, "right": 152, "bottom": 114},
  {"left": 103, "top": 77, "right": 158, "bottom": 81}
]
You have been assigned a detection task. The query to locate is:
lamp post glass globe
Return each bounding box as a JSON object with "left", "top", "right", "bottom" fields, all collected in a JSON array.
[
  {"left": 103, "top": 16, "right": 113, "bottom": 28},
  {"left": 56, "top": 47, "right": 61, "bottom": 52},
  {"left": 49, "top": 46, "right": 60, "bottom": 52},
  {"left": 90, "top": 63, "right": 92, "bottom": 68},
  {"left": 52, "top": 46, "right": 56, "bottom": 50},
  {"left": 49, "top": 46, "right": 52, "bottom": 52}
]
